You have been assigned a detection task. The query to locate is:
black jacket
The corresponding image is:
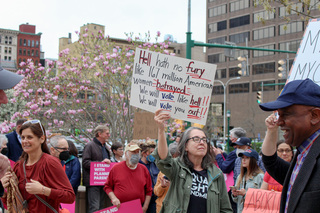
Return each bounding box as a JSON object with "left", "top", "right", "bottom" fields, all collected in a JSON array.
[{"left": 6, "top": 130, "right": 23, "bottom": 162}]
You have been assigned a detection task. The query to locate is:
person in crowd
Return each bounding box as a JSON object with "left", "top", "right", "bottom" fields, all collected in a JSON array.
[
  {"left": 65, "top": 139, "right": 81, "bottom": 195},
  {"left": 104, "top": 141, "right": 152, "bottom": 213},
  {"left": 231, "top": 149, "right": 264, "bottom": 213},
  {"left": 139, "top": 139, "right": 159, "bottom": 213},
  {"left": 0, "top": 119, "right": 75, "bottom": 212},
  {"left": 6, "top": 118, "right": 27, "bottom": 162},
  {"left": 0, "top": 135, "right": 8, "bottom": 156},
  {"left": 154, "top": 142, "right": 179, "bottom": 213},
  {"left": 260, "top": 79, "right": 320, "bottom": 213},
  {"left": 260, "top": 140, "right": 293, "bottom": 192},
  {"left": 82, "top": 125, "right": 111, "bottom": 213},
  {"left": 153, "top": 109, "right": 232, "bottom": 213},
  {"left": 0, "top": 135, "right": 10, "bottom": 212},
  {"left": 110, "top": 142, "right": 124, "bottom": 162},
  {"left": 48, "top": 135, "right": 70, "bottom": 162},
  {"left": 233, "top": 137, "right": 265, "bottom": 184},
  {"left": 0, "top": 65, "right": 23, "bottom": 106},
  {"left": 175, "top": 133, "right": 182, "bottom": 144}
]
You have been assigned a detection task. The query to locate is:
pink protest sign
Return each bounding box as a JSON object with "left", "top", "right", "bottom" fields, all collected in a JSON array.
[
  {"left": 61, "top": 202, "right": 75, "bottom": 213},
  {"left": 94, "top": 199, "right": 142, "bottom": 213},
  {"left": 90, "top": 162, "right": 115, "bottom": 185}
]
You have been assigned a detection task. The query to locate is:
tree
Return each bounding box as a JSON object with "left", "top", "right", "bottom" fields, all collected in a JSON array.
[
  {"left": 254, "top": 0, "right": 320, "bottom": 24},
  {"left": 0, "top": 30, "right": 172, "bottom": 145}
]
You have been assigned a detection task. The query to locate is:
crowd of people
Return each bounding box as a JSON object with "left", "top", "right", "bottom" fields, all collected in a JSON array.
[{"left": 1, "top": 67, "right": 320, "bottom": 213}]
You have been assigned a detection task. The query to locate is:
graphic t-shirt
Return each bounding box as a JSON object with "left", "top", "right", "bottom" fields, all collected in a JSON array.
[{"left": 187, "top": 169, "right": 208, "bottom": 213}]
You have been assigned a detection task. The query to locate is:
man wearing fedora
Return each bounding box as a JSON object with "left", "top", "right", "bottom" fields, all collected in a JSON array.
[
  {"left": 260, "top": 78, "right": 320, "bottom": 213},
  {"left": 0, "top": 66, "right": 23, "bottom": 106}
]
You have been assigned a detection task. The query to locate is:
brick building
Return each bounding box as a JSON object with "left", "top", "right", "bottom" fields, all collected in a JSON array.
[{"left": 17, "top": 23, "right": 42, "bottom": 67}]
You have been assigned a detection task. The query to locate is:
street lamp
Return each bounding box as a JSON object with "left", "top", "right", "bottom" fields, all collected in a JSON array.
[{"left": 214, "top": 77, "right": 240, "bottom": 151}]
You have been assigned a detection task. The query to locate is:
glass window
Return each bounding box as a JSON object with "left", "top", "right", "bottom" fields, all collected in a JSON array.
[
  {"left": 36, "top": 50, "right": 39, "bottom": 56},
  {"left": 279, "top": 40, "right": 300, "bottom": 52},
  {"left": 253, "top": 26, "right": 275, "bottom": 40},
  {"left": 24, "top": 39, "right": 26, "bottom": 46},
  {"left": 229, "top": 67, "right": 242, "bottom": 77},
  {"left": 32, "top": 40, "right": 35, "bottom": 47},
  {"left": 36, "top": 41, "right": 39, "bottom": 47},
  {"left": 230, "top": 0, "right": 250, "bottom": 12},
  {"left": 279, "top": 3, "right": 302, "bottom": 17},
  {"left": 208, "top": 20, "right": 227, "bottom": 33},
  {"left": 28, "top": 40, "right": 31, "bottom": 46},
  {"left": 279, "top": 22, "right": 304, "bottom": 35},
  {"left": 8, "top": 47, "right": 12, "bottom": 54},
  {"left": 208, "top": 53, "right": 226, "bottom": 63},
  {"left": 253, "top": 44, "right": 275, "bottom": 57},
  {"left": 278, "top": 79, "right": 286, "bottom": 90},
  {"left": 253, "top": 10, "right": 275, "bottom": 23},
  {"left": 252, "top": 80, "right": 275, "bottom": 92},
  {"left": 19, "top": 49, "right": 22, "bottom": 55},
  {"left": 28, "top": 50, "right": 30, "bottom": 56},
  {"left": 23, "top": 49, "right": 26, "bottom": 55},
  {"left": 229, "top": 83, "right": 249, "bottom": 94},
  {"left": 208, "top": 37, "right": 227, "bottom": 46},
  {"left": 209, "top": 4, "right": 227, "bottom": 17},
  {"left": 32, "top": 50, "right": 34, "bottom": 56},
  {"left": 20, "top": 39, "right": 22, "bottom": 45},
  {"left": 215, "top": 69, "right": 227, "bottom": 79},
  {"left": 212, "top": 85, "right": 224, "bottom": 95},
  {"left": 252, "top": 62, "right": 275, "bottom": 75},
  {"left": 230, "top": 15, "right": 250, "bottom": 28},
  {"left": 229, "top": 32, "right": 250, "bottom": 43}
]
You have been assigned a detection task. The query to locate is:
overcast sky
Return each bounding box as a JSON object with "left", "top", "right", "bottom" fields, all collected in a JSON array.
[{"left": 2, "top": 0, "right": 206, "bottom": 59}]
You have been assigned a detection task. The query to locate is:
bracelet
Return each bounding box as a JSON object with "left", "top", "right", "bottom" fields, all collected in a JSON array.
[{"left": 42, "top": 186, "right": 45, "bottom": 195}]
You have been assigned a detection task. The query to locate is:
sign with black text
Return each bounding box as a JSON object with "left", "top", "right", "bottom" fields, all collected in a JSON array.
[{"left": 130, "top": 48, "right": 216, "bottom": 125}]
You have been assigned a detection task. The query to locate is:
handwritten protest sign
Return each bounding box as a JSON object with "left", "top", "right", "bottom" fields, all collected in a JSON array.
[
  {"left": 288, "top": 18, "right": 320, "bottom": 84},
  {"left": 133, "top": 111, "right": 158, "bottom": 139},
  {"left": 242, "top": 188, "right": 281, "bottom": 213},
  {"left": 130, "top": 48, "right": 217, "bottom": 125},
  {"left": 90, "top": 162, "right": 115, "bottom": 186},
  {"left": 94, "top": 199, "right": 142, "bottom": 213}
]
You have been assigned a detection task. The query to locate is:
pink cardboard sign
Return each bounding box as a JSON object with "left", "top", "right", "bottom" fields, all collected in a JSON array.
[
  {"left": 61, "top": 202, "right": 75, "bottom": 213},
  {"left": 94, "top": 199, "right": 142, "bottom": 213},
  {"left": 90, "top": 162, "right": 115, "bottom": 186}
]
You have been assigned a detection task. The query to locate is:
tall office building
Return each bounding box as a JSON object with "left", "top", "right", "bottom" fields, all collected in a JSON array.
[
  {"left": 0, "top": 28, "right": 19, "bottom": 71},
  {"left": 206, "top": 0, "right": 320, "bottom": 139}
]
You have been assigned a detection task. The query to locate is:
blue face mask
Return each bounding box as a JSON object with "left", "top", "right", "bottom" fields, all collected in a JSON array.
[{"left": 146, "top": 155, "right": 155, "bottom": 163}]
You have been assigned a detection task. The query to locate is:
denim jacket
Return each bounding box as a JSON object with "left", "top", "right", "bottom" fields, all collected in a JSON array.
[
  {"left": 152, "top": 147, "right": 232, "bottom": 213},
  {"left": 232, "top": 172, "right": 264, "bottom": 213}
]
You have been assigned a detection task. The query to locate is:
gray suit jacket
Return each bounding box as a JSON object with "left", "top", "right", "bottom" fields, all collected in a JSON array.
[{"left": 263, "top": 135, "right": 320, "bottom": 213}]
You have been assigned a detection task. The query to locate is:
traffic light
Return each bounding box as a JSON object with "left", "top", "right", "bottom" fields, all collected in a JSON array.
[
  {"left": 237, "top": 56, "right": 247, "bottom": 76},
  {"left": 257, "top": 91, "right": 262, "bottom": 103},
  {"left": 278, "top": 59, "right": 286, "bottom": 79}
]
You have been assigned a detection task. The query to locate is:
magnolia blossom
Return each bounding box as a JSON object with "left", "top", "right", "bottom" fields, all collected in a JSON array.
[{"left": 54, "top": 119, "right": 58, "bottom": 124}]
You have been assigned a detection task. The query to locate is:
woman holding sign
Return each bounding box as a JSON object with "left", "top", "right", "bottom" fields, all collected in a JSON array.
[
  {"left": 231, "top": 149, "right": 264, "bottom": 213},
  {"left": 153, "top": 109, "right": 232, "bottom": 213}
]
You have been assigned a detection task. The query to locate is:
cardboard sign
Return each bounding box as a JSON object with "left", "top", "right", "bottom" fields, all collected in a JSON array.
[
  {"left": 61, "top": 202, "right": 75, "bottom": 213},
  {"left": 133, "top": 111, "right": 158, "bottom": 139},
  {"left": 242, "top": 188, "right": 281, "bottom": 213},
  {"left": 288, "top": 18, "right": 320, "bottom": 84},
  {"left": 90, "top": 162, "right": 115, "bottom": 186},
  {"left": 130, "top": 48, "right": 217, "bottom": 125},
  {"left": 93, "top": 199, "right": 143, "bottom": 213}
]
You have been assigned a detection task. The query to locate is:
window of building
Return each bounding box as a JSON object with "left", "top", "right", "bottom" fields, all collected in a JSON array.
[
  {"left": 212, "top": 85, "right": 224, "bottom": 95},
  {"left": 32, "top": 50, "right": 34, "bottom": 56},
  {"left": 32, "top": 40, "right": 35, "bottom": 47},
  {"left": 27, "top": 50, "right": 30, "bottom": 56},
  {"left": 8, "top": 37, "right": 12, "bottom": 44},
  {"left": 229, "top": 32, "right": 250, "bottom": 44},
  {"left": 278, "top": 79, "right": 286, "bottom": 90},
  {"left": 229, "top": 83, "right": 250, "bottom": 93},
  {"left": 4, "top": 47, "right": 8, "bottom": 53},
  {"left": 252, "top": 62, "right": 275, "bottom": 75},
  {"left": 28, "top": 40, "right": 30, "bottom": 46},
  {"left": 253, "top": 44, "right": 275, "bottom": 57},
  {"left": 208, "top": 20, "right": 227, "bottom": 33},
  {"left": 253, "top": 26, "right": 275, "bottom": 40},
  {"left": 19, "top": 58, "right": 22, "bottom": 64},
  {"left": 23, "top": 49, "right": 26, "bottom": 55},
  {"left": 36, "top": 50, "right": 39, "bottom": 56},
  {"left": 208, "top": 4, "right": 227, "bottom": 17},
  {"left": 20, "top": 39, "right": 22, "bottom": 45},
  {"left": 215, "top": 69, "right": 227, "bottom": 79},
  {"left": 279, "top": 3, "right": 302, "bottom": 17},
  {"left": 8, "top": 56, "right": 11, "bottom": 61},
  {"left": 19, "top": 49, "right": 22, "bottom": 55},
  {"left": 0, "top": 35, "right": 2, "bottom": 43},
  {"left": 208, "top": 53, "right": 226, "bottom": 63},
  {"left": 24, "top": 39, "right": 26, "bottom": 46},
  {"left": 279, "top": 22, "right": 304, "bottom": 35},
  {"left": 230, "top": 0, "right": 249, "bottom": 12},
  {"left": 8, "top": 47, "right": 11, "bottom": 54},
  {"left": 253, "top": 10, "right": 275, "bottom": 23},
  {"left": 4, "top": 56, "right": 7, "bottom": 60},
  {"left": 230, "top": 15, "right": 250, "bottom": 28},
  {"left": 36, "top": 41, "right": 39, "bottom": 47},
  {"left": 4, "top": 36, "right": 8, "bottom": 44},
  {"left": 279, "top": 40, "right": 300, "bottom": 52},
  {"left": 35, "top": 60, "right": 38, "bottom": 65},
  {"left": 229, "top": 50, "right": 249, "bottom": 61},
  {"left": 252, "top": 80, "right": 275, "bottom": 92},
  {"left": 208, "top": 37, "right": 227, "bottom": 46},
  {"left": 229, "top": 67, "right": 242, "bottom": 77}
]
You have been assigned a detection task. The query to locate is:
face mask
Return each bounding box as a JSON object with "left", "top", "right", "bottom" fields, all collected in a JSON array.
[
  {"left": 59, "top": 151, "right": 70, "bottom": 161},
  {"left": 146, "top": 155, "right": 155, "bottom": 163},
  {"left": 236, "top": 149, "right": 245, "bottom": 157},
  {"left": 130, "top": 153, "right": 140, "bottom": 165},
  {"left": 1, "top": 147, "right": 8, "bottom": 155}
]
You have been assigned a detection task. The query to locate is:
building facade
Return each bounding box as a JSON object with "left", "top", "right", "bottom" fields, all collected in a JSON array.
[
  {"left": 206, "top": 0, "right": 320, "bottom": 139},
  {"left": 0, "top": 28, "right": 19, "bottom": 71},
  {"left": 17, "top": 23, "right": 42, "bottom": 67}
]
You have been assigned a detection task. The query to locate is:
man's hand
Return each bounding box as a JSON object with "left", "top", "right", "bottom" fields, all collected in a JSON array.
[
  {"left": 111, "top": 197, "right": 121, "bottom": 209},
  {"left": 102, "top": 158, "right": 111, "bottom": 164},
  {"left": 160, "top": 176, "right": 170, "bottom": 188},
  {"left": 212, "top": 146, "right": 223, "bottom": 155},
  {"left": 265, "top": 113, "right": 278, "bottom": 131}
]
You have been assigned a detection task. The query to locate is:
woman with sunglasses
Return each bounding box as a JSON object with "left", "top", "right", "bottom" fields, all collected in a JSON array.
[
  {"left": 153, "top": 109, "right": 232, "bottom": 213},
  {"left": 260, "top": 140, "right": 293, "bottom": 192},
  {"left": 1, "top": 120, "right": 75, "bottom": 212}
]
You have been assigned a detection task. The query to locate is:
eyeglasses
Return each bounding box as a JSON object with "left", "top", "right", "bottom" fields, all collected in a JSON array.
[
  {"left": 23, "top": 120, "right": 45, "bottom": 136},
  {"left": 187, "top": 136, "right": 209, "bottom": 144},
  {"left": 54, "top": 147, "right": 69, "bottom": 152},
  {"left": 277, "top": 149, "right": 292, "bottom": 153}
]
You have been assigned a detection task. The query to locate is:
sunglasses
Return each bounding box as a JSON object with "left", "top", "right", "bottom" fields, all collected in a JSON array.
[{"left": 23, "top": 120, "right": 45, "bottom": 136}]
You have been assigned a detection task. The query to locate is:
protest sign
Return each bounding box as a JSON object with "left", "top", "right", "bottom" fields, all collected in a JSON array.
[
  {"left": 130, "top": 48, "right": 217, "bottom": 125},
  {"left": 90, "top": 162, "right": 115, "bottom": 186},
  {"left": 93, "top": 199, "right": 142, "bottom": 213},
  {"left": 242, "top": 188, "right": 281, "bottom": 213},
  {"left": 61, "top": 202, "right": 75, "bottom": 213},
  {"left": 133, "top": 111, "right": 158, "bottom": 139},
  {"left": 288, "top": 18, "right": 320, "bottom": 84}
]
